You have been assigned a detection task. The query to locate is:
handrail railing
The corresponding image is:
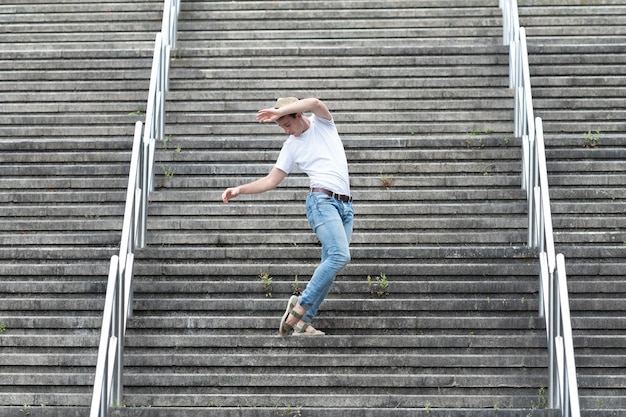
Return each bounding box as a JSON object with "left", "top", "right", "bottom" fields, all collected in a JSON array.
[
  {"left": 532, "top": 119, "right": 580, "bottom": 416},
  {"left": 500, "top": 2, "right": 580, "bottom": 416},
  {"left": 499, "top": 0, "right": 519, "bottom": 89},
  {"left": 89, "top": 1, "right": 180, "bottom": 416}
]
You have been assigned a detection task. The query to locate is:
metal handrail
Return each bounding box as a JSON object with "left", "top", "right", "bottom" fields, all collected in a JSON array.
[
  {"left": 499, "top": 0, "right": 519, "bottom": 89},
  {"left": 500, "top": 1, "right": 580, "bottom": 416},
  {"left": 89, "top": 1, "right": 180, "bottom": 416},
  {"left": 532, "top": 119, "right": 580, "bottom": 416}
]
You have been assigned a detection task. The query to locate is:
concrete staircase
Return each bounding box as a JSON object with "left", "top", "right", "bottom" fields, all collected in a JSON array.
[
  {"left": 0, "top": 0, "right": 623, "bottom": 416},
  {"left": 123, "top": 1, "right": 550, "bottom": 416}
]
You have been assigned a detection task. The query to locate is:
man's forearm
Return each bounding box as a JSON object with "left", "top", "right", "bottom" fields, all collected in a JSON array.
[{"left": 278, "top": 98, "right": 331, "bottom": 121}]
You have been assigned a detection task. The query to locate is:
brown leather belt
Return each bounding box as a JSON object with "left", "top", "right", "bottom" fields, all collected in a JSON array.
[{"left": 310, "top": 187, "right": 353, "bottom": 203}]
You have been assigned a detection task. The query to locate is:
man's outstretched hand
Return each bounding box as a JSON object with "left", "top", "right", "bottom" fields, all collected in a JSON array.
[
  {"left": 256, "top": 108, "right": 281, "bottom": 123},
  {"left": 221, "top": 187, "right": 240, "bottom": 203}
]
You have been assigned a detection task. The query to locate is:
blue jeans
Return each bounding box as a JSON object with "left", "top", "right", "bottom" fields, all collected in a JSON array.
[{"left": 299, "top": 192, "right": 354, "bottom": 323}]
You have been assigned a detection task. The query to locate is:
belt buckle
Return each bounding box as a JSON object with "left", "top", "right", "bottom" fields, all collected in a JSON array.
[{"left": 334, "top": 192, "right": 350, "bottom": 203}]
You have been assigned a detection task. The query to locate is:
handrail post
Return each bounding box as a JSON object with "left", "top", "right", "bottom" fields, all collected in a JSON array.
[
  {"left": 112, "top": 253, "right": 127, "bottom": 406},
  {"left": 556, "top": 254, "right": 581, "bottom": 417},
  {"left": 89, "top": 256, "right": 119, "bottom": 417},
  {"left": 125, "top": 253, "right": 136, "bottom": 322},
  {"left": 548, "top": 266, "right": 557, "bottom": 408},
  {"left": 535, "top": 118, "right": 556, "bottom": 272}
]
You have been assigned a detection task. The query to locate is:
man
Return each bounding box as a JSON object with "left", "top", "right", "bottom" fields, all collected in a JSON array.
[{"left": 221, "top": 97, "right": 353, "bottom": 336}]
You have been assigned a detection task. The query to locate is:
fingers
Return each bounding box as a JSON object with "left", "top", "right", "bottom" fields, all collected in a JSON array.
[
  {"left": 256, "top": 111, "right": 268, "bottom": 123},
  {"left": 256, "top": 108, "right": 278, "bottom": 123},
  {"left": 221, "top": 187, "right": 239, "bottom": 203}
]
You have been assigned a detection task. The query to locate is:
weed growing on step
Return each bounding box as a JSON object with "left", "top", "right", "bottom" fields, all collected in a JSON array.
[
  {"left": 291, "top": 275, "right": 302, "bottom": 296},
  {"left": 273, "top": 404, "right": 302, "bottom": 417},
  {"left": 465, "top": 132, "right": 477, "bottom": 148},
  {"left": 0, "top": 324, "right": 5, "bottom": 333},
  {"left": 367, "top": 273, "right": 390, "bottom": 298},
  {"left": 531, "top": 387, "right": 547, "bottom": 410},
  {"left": 171, "top": 49, "right": 183, "bottom": 60},
  {"left": 380, "top": 174, "right": 394, "bottom": 190},
  {"left": 163, "top": 134, "right": 182, "bottom": 153},
  {"left": 159, "top": 135, "right": 181, "bottom": 179},
  {"left": 480, "top": 163, "right": 495, "bottom": 176},
  {"left": 160, "top": 164, "right": 176, "bottom": 178},
  {"left": 128, "top": 106, "right": 144, "bottom": 116},
  {"left": 464, "top": 131, "right": 481, "bottom": 147},
  {"left": 20, "top": 404, "right": 30, "bottom": 415},
  {"left": 466, "top": 128, "right": 495, "bottom": 148},
  {"left": 583, "top": 129, "right": 600, "bottom": 148},
  {"left": 259, "top": 272, "right": 273, "bottom": 298}
]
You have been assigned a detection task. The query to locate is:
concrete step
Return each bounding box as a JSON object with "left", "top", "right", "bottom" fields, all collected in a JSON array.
[{"left": 0, "top": 406, "right": 562, "bottom": 417}]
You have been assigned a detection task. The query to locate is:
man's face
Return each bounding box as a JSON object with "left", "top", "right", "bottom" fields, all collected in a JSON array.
[{"left": 276, "top": 114, "right": 307, "bottom": 137}]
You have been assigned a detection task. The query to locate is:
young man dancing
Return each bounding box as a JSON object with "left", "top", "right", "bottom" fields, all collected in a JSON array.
[{"left": 221, "top": 97, "right": 353, "bottom": 336}]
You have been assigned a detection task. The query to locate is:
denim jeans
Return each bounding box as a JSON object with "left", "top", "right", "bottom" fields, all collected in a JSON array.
[{"left": 299, "top": 192, "right": 354, "bottom": 323}]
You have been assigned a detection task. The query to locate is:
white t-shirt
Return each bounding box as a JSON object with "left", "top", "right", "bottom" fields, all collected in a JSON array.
[{"left": 274, "top": 115, "right": 351, "bottom": 196}]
